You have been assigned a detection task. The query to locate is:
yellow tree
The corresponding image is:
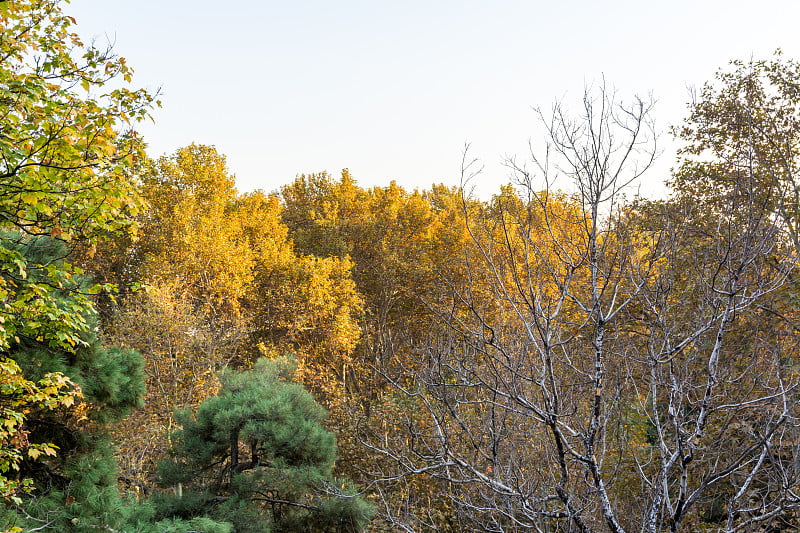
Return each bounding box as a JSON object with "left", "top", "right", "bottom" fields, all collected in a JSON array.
[
  {"left": 281, "top": 172, "right": 473, "bottom": 391},
  {"left": 282, "top": 172, "right": 479, "bottom": 528},
  {"left": 137, "top": 144, "right": 254, "bottom": 313},
  {"left": 103, "top": 147, "right": 365, "bottom": 490}
]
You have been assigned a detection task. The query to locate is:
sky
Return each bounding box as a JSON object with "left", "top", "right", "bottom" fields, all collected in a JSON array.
[{"left": 68, "top": 1, "right": 800, "bottom": 199}]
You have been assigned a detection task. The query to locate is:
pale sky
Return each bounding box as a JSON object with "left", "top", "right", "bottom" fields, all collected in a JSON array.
[{"left": 69, "top": 1, "right": 800, "bottom": 198}]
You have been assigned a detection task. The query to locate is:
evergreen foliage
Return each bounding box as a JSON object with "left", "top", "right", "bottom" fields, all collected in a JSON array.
[
  {"left": 157, "top": 356, "right": 373, "bottom": 532},
  {"left": 0, "top": 239, "right": 146, "bottom": 531}
]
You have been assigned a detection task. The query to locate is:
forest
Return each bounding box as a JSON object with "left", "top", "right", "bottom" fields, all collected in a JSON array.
[{"left": 2, "top": 1, "right": 800, "bottom": 532}]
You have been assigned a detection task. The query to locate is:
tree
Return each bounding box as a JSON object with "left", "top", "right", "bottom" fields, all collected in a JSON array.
[
  {"left": 671, "top": 52, "right": 800, "bottom": 250},
  {"left": 0, "top": 356, "right": 78, "bottom": 502},
  {"left": 359, "top": 85, "right": 799, "bottom": 532},
  {"left": 0, "top": 239, "right": 148, "bottom": 532},
  {"left": 157, "top": 356, "right": 373, "bottom": 532},
  {"left": 0, "top": 0, "right": 156, "bottom": 521},
  {"left": 104, "top": 146, "right": 363, "bottom": 380},
  {"left": 281, "top": 173, "right": 476, "bottom": 522},
  {"left": 99, "top": 145, "right": 257, "bottom": 489},
  {"left": 97, "top": 147, "right": 364, "bottom": 490},
  {"left": 137, "top": 145, "right": 253, "bottom": 313},
  {"left": 0, "top": 0, "right": 156, "bottom": 349},
  {"left": 110, "top": 281, "right": 243, "bottom": 490}
]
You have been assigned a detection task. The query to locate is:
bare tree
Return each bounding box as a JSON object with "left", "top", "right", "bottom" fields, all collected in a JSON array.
[{"left": 359, "top": 86, "right": 799, "bottom": 532}]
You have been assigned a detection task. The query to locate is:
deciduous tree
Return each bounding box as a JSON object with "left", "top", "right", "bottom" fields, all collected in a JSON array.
[
  {"left": 0, "top": 0, "right": 156, "bottom": 510},
  {"left": 360, "top": 85, "right": 799, "bottom": 532}
]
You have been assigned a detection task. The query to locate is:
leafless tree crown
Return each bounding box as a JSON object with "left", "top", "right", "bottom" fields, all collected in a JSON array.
[{"left": 360, "top": 85, "right": 799, "bottom": 533}]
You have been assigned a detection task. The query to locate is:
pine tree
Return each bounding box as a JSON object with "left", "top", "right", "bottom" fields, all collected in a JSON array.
[
  {"left": 0, "top": 237, "right": 146, "bottom": 531},
  {"left": 157, "top": 356, "right": 373, "bottom": 533}
]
